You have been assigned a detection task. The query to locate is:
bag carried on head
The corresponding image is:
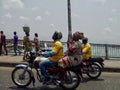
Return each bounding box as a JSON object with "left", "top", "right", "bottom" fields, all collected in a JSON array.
[{"left": 23, "top": 26, "right": 30, "bottom": 33}]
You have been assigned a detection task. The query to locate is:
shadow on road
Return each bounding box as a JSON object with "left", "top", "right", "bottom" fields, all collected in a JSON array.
[
  {"left": 9, "top": 85, "right": 63, "bottom": 90},
  {"left": 81, "top": 77, "right": 104, "bottom": 83}
]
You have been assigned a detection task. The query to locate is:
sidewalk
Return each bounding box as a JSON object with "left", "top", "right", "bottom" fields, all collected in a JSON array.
[{"left": 0, "top": 55, "right": 120, "bottom": 72}]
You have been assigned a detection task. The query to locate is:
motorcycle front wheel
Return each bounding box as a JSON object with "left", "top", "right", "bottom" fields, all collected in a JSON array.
[
  {"left": 60, "top": 71, "right": 80, "bottom": 90},
  {"left": 87, "top": 63, "right": 102, "bottom": 79},
  {"left": 11, "top": 67, "right": 32, "bottom": 87}
]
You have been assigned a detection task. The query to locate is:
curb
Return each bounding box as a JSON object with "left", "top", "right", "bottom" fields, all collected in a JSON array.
[
  {"left": 0, "top": 62, "right": 27, "bottom": 67},
  {"left": 0, "top": 62, "right": 20, "bottom": 67},
  {"left": 0, "top": 63, "right": 17, "bottom": 67},
  {"left": 103, "top": 68, "right": 120, "bottom": 72}
]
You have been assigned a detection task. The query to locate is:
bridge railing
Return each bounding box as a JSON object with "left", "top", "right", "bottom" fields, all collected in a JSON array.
[
  {"left": 6, "top": 39, "right": 120, "bottom": 60},
  {"left": 91, "top": 43, "right": 120, "bottom": 59}
]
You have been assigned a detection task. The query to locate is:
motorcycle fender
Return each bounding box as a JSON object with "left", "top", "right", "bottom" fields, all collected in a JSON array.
[
  {"left": 98, "top": 62, "right": 104, "bottom": 68},
  {"left": 15, "top": 64, "right": 32, "bottom": 74}
]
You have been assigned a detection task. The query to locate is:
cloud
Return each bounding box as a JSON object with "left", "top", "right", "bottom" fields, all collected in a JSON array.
[
  {"left": 49, "top": 24, "right": 59, "bottom": 30},
  {"left": 31, "top": 7, "right": 39, "bottom": 11},
  {"left": 19, "top": 16, "right": 29, "bottom": 21},
  {"left": 5, "top": 13, "right": 12, "bottom": 18},
  {"left": 72, "top": 13, "right": 80, "bottom": 18},
  {"left": 3, "top": 0, "right": 24, "bottom": 9},
  {"left": 104, "top": 27, "right": 112, "bottom": 33},
  {"left": 45, "top": 11, "right": 51, "bottom": 16},
  {"left": 94, "top": 0, "right": 107, "bottom": 5},
  {"left": 107, "top": 17, "right": 113, "bottom": 22},
  {"left": 35, "top": 16, "right": 42, "bottom": 21},
  {"left": 111, "top": 9, "right": 117, "bottom": 13},
  {"left": 50, "top": 24, "right": 55, "bottom": 28}
]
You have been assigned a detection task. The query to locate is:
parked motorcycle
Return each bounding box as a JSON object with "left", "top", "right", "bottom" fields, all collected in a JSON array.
[
  {"left": 11, "top": 52, "right": 81, "bottom": 90},
  {"left": 75, "top": 57, "right": 104, "bottom": 79}
]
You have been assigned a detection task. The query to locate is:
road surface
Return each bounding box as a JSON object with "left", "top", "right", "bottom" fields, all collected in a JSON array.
[{"left": 0, "top": 67, "right": 120, "bottom": 90}]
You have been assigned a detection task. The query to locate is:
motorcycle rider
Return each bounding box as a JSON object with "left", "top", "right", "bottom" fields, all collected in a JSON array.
[
  {"left": 80, "top": 37, "right": 92, "bottom": 80},
  {"left": 39, "top": 31, "right": 64, "bottom": 84}
]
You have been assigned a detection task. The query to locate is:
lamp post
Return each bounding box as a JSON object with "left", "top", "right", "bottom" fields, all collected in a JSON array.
[{"left": 67, "top": 0, "right": 72, "bottom": 47}]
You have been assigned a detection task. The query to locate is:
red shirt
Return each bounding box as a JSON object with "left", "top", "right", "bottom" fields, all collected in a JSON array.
[{"left": 0, "top": 34, "right": 6, "bottom": 45}]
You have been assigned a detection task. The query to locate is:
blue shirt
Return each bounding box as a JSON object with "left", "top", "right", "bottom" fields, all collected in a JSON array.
[{"left": 14, "top": 35, "right": 18, "bottom": 44}]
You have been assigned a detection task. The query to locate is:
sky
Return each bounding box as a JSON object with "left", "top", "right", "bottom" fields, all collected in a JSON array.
[{"left": 0, "top": 0, "right": 120, "bottom": 44}]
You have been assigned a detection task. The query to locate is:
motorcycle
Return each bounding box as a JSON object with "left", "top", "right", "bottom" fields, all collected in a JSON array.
[
  {"left": 89, "top": 57, "right": 104, "bottom": 68},
  {"left": 11, "top": 51, "right": 81, "bottom": 90},
  {"left": 77, "top": 57, "right": 104, "bottom": 79}
]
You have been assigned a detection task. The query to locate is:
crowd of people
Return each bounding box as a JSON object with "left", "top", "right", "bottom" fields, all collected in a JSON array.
[{"left": 0, "top": 30, "right": 40, "bottom": 56}]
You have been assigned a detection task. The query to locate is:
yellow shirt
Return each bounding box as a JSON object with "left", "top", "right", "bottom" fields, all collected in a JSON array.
[
  {"left": 49, "top": 40, "right": 64, "bottom": 62},
  {"left": 82, "top": 43, "right": 92, "bottom": 59}
]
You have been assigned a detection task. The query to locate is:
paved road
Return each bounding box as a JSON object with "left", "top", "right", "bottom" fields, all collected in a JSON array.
[{"left": 0, "top": 67, "right": 120, "bottom": 90}]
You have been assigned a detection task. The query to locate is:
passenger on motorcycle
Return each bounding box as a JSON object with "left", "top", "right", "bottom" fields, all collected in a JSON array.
[
  {"left": 59, "top": 31, "right": 84, "bottom": 68},
  {"left": 81, "top": 37, "right": 92, "bottom": 78},
  {"left": 39, "top": 31, "right": 64, "bottom": 84}
]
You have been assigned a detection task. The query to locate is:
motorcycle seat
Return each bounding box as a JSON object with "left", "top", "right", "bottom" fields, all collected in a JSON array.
[{"left": 88, "top": 57, "right": 104, "bottom": 62}]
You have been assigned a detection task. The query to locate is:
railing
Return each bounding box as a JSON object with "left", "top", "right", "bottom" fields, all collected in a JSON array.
[
  {"left": 91, "top": 43, "right": 120, "bottom": 59},
  {"left": 6, "top": 39, "right": 120, "bottom": 60}
]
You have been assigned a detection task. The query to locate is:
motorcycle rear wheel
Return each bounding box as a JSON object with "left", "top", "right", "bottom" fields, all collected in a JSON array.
[
  {"left": 87, "top": 63, "right": 101, "bottom": 79},
  {"left": 60, "top": 71, "right": 80, "bottom": 90},
  {"left": 11, "top": 67, "right": 32, "bottom": 87}
]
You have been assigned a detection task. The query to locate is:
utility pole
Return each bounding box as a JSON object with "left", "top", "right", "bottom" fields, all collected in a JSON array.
[{"left": 67, "top": 0, "right": 72, "bottom": 47}]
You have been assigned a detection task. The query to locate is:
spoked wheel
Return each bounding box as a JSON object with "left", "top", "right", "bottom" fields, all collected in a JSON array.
[
  {"left": 11, "top": 67, "right": 32, "bottom": 87},
  {"left": 60, "top": 71, "right": 80, "bottom": 90},
  {"left": 87, "top": 63, "right": 102, "bottom": 79}
]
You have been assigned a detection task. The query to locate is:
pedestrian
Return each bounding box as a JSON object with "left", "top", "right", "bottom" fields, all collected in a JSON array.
[
  {"left": 0, "top": 31, "right": 8, "bottom": 55},
  {"left": 23, "top": 32, "right": 32, "bottom": 60},
  {"left": 34, "top": 33, "right": 40, "bottom": 53},
  {"left": 13, "top": 31, "right": 22, "bottom": 56},
  {"left": 39, "top": 31, "right": 64, "bottom": 84}
]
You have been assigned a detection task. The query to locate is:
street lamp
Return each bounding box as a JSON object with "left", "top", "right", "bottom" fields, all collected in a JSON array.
[{"left": 67, "top": 0, "right": 72, "bottom": 47}]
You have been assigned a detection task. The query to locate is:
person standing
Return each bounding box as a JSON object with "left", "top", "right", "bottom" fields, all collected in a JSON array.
[
  {"left": 34, "top": 33, "right": 40, "bottom": 53},
  {"left": 13, "top": 31, "right": 21, "bottom": 56},
  {"left": 0, "top": 31, "right": 8, "bottom": 55}
]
